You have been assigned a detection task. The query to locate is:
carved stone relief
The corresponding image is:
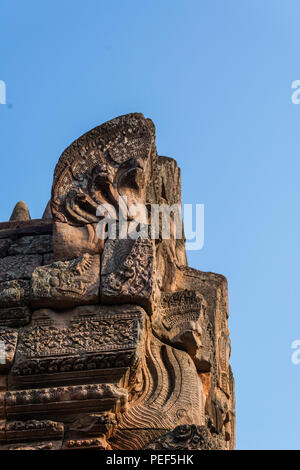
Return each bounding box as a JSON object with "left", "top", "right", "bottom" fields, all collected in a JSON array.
[{"left": 0, "top": 113, "right": 235, "bottom": 450}]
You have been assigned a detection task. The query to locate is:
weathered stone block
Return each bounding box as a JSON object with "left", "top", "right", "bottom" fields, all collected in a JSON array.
[
  {"left": 0, "top": 220, "right": 52, "bottom": 240},
  {"left": 101, "top": 238, "right": 156, "bottom": 311},
  {"left": 176, "top": 266, "right": 231, "bottom": 394},
  {"left": 8, "top": 235, "right": 52, "bottom": 256},
  {"left": 31, "top": 254, "right": 100, "bottom": 309},
  {"left": 152, "top": 289, "right": 213, "bottom": 372},
  {"left": 0, "top": 280, "right": 30, "bottom": 308},
  {"left": 42, "top": 253, "right": 53, "bottom": 265},
  {"left": 0, "top": 255, "right": 42, "bottom": 282},
  {"left": 0, "top": 239, "right": 11, "bottom": 258},
  {"left": 0, "top": 307, "right": 31, "bottom": 328}
]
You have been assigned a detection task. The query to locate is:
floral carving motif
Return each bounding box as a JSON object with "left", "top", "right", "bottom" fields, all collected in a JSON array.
[{"left": 101, "top": 239, "right": 154, "bottom": 304}]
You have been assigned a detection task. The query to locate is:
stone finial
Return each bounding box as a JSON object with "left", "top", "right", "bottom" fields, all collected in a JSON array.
[
  {"left": 9, "top": 201, "right": 31, "bottom": 222},
  {"left": 42, "top": 201, "right": 52, "bottom": 220}
]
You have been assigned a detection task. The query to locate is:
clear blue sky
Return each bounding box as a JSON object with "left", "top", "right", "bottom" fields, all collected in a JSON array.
[{"left": 1, "top": 0, "right": 300, "bottom": 450}]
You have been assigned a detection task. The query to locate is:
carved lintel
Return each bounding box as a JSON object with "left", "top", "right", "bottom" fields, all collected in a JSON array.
[
  {"left": 11, "top": 305, "right": 145, "bottom": 383},
  {"left": 0, "top": 307, "right": 31, "bottom": 328},
  {"left": 5, "top": 384, "right": 128, "bottom": 419},
  {"left": 4, "top": 419, "right": 64, "bottom": 442}
]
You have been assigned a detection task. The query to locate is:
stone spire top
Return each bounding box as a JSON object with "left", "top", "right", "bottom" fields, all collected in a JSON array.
[{"left": 9, "top": 201, "right": 31, "bottom": 221}]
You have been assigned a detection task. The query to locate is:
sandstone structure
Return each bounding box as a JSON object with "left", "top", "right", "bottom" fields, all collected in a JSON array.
[{"left": 0, "top": 113, "right": 235, "bottom": 450}]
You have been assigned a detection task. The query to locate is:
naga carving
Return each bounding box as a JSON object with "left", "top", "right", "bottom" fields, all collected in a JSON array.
[{"left": 0, "top": 113, "right": 235, "bottom": 450}]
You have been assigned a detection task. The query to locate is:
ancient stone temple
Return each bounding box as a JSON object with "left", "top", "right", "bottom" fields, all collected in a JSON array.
[{"left": 0, "top": 113, "right": 235, "bottom": 450}]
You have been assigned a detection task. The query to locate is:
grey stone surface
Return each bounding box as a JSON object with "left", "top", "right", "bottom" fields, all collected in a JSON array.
[
  {"left": 42, "top": 253, "right": 53, "bottom": 265},
  {"left": 0, "top": 239, "right": 11, "bottom": 258},
  {"left": 8, "top": 235, "right": 52, "bottom": 256},
  {"left": 0, "top": 255, "right": 42, "bottom": 282}
]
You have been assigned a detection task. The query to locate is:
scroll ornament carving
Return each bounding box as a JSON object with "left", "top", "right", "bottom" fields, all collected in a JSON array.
[{"left": 144, "top": 425, "right": 219, "bottom": 450}]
